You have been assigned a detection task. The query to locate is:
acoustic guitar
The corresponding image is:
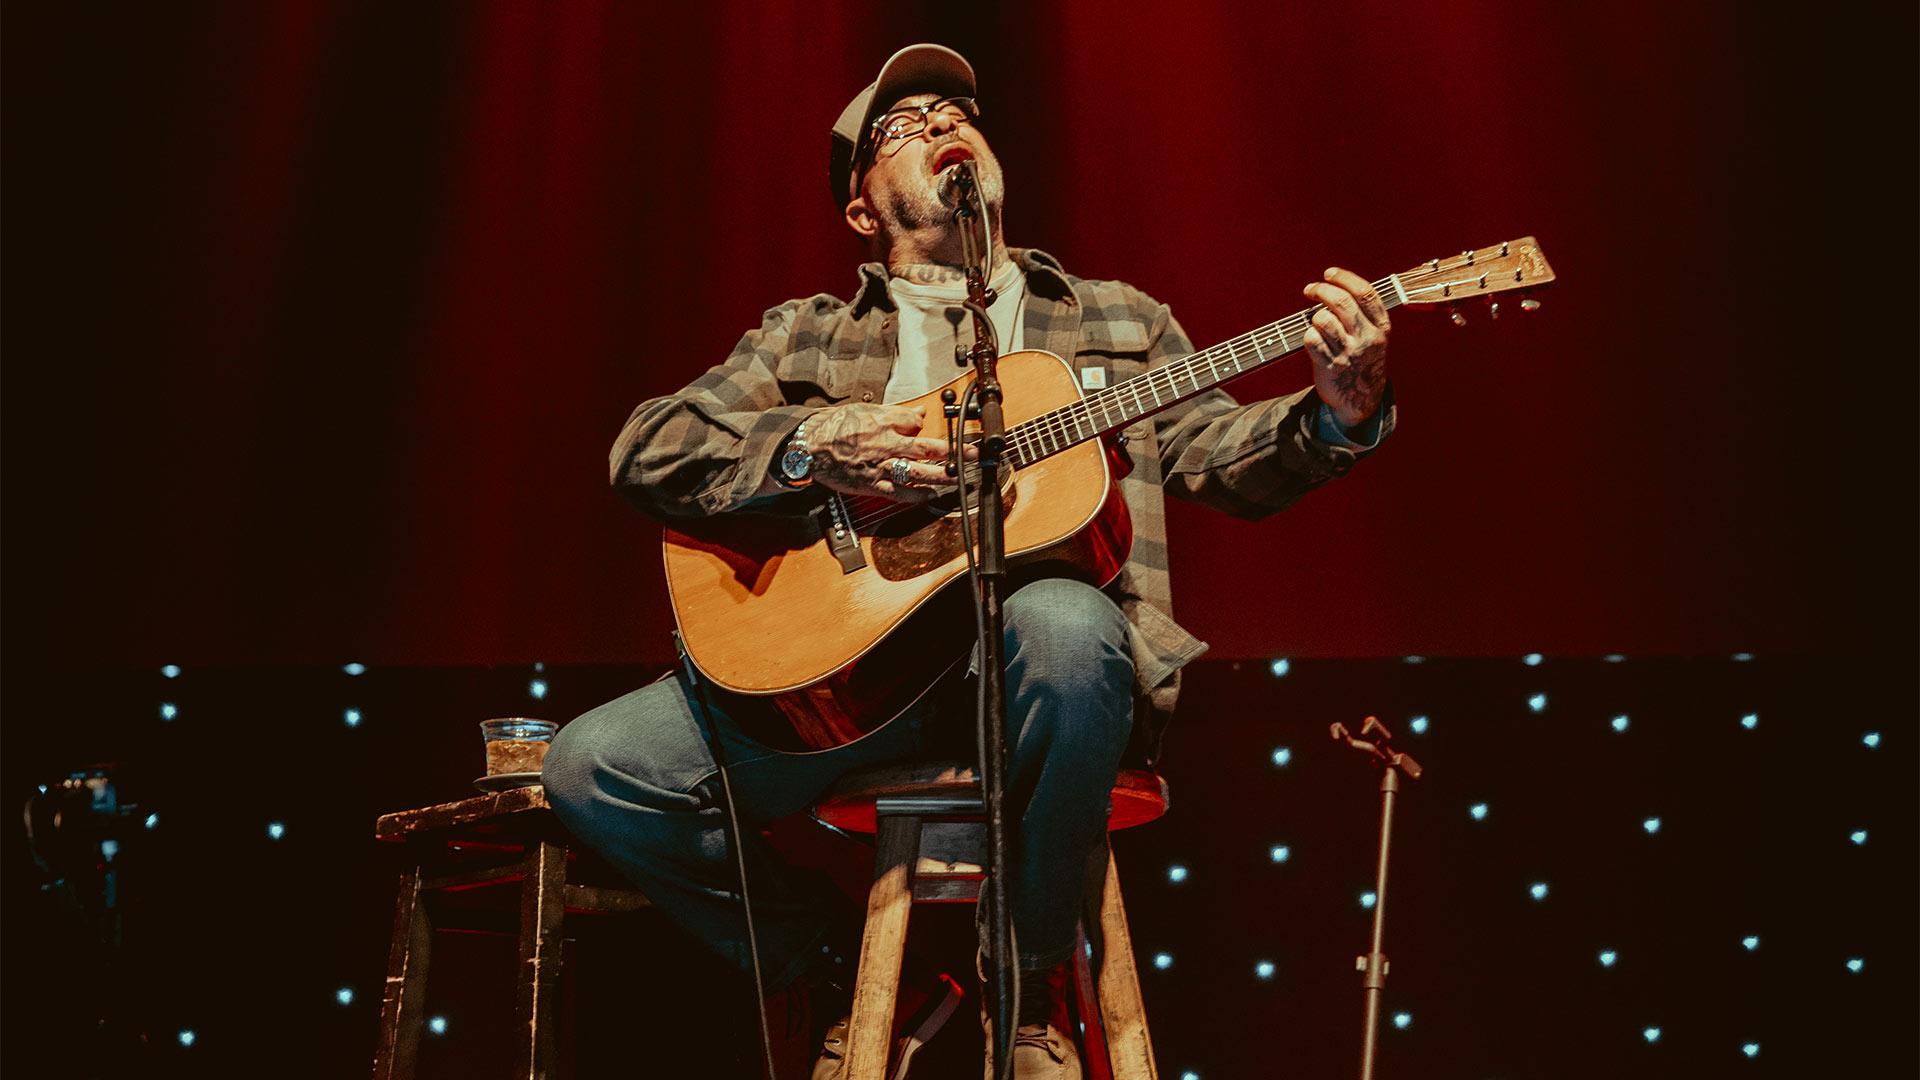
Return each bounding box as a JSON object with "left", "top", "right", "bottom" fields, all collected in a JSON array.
[{"left": 664, "top": 238, "right": 1555, "bottom": 751}]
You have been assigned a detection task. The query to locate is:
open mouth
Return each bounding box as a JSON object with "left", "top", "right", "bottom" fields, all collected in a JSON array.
[{"left": 930, "top": 143, "right": 975, "bottom": 173}]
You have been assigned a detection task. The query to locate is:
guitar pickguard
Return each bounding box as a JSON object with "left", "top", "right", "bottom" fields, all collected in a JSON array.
[{"left": 867, "top": 468, "right": 1020, "bottom": 581}]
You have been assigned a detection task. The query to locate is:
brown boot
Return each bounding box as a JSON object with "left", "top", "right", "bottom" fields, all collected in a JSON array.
[
  {"left": 980, "top": 1021, "right": 1080, "bottom": 1080},
  {"left": 980, "top": 966, "right": 1081, "bottom": 1080},
  {"left": 814, "top": 971, "right": 966, "bottom": 1080}
]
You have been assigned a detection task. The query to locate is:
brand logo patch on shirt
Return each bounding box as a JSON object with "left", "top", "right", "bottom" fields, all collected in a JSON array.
[{"left": 1080, "top": 367, "right": 1107, "bottom": 390}]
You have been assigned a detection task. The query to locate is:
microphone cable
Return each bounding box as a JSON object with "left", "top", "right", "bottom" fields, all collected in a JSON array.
[{"left": 677, "top": 636, "right": 781, "bottom": 1080}]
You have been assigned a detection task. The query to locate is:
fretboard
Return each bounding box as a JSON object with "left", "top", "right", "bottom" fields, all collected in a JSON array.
[{"left": 1004, "top": 275, "right": 1403, "bottom": 469}]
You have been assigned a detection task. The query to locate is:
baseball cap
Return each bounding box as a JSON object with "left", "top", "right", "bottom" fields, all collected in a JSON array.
[{"left": 829, "top": 43, "right": 977, "bottom": 210}]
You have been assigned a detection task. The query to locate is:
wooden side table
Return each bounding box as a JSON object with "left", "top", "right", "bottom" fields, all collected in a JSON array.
[{"left": 371, "top": 785, "right": 650, "bottom": 1080}]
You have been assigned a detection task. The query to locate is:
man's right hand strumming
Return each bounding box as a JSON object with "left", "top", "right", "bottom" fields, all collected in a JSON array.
[{"left": 802, "top": 403, "right": 969, "bottom": 502}]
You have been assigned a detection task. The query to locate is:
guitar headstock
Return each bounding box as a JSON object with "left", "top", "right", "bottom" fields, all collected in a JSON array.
[{"left": 1392, "top": 237, "right": 1554, "bottom": 320}]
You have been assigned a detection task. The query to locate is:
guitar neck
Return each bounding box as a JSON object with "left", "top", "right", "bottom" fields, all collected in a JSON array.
[{"left": 1004, "top": 274, "right": 1406, "bottom": 469}]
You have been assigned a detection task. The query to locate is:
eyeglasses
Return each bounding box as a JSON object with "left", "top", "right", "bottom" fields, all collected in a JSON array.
[{"left": 868, "top": 96, "right": 981, "bottom": 146}]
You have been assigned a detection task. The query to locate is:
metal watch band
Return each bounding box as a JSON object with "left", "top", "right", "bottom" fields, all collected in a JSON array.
[{"left": 777, "top": 417, "right": 813, "bottom": 487}]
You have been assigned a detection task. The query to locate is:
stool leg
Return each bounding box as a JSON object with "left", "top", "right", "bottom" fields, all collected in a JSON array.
[
  {"left": 844, "top": 814, "right": 921, "bottom": 1080},
  {"left": 514, "top": 839, "right": 567, "bottom": 1079},
  {"left": 1070, "top": 922, "right": 1116, "bottom": 1080},
  {"left": 1094, "top": 847, "right": 1157, "bottom": 1080},
  {"left": 373, "top": 865, "right": 433, "bottom": 1080}
]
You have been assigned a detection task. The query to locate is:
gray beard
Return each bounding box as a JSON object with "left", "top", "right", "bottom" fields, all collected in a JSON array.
[{"left": 874, "top": 150, "right": 1007, "bottom": 236}]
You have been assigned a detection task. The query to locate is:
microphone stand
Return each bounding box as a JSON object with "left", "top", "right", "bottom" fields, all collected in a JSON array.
[
  {"left": 1331, "top": 716, "right": 1423, "bottom": 1080},
  {"left": 948, "top": 160, "right": 1016, "bottom": 1080}
]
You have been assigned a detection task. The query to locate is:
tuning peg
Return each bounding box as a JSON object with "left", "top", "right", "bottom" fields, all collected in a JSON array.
[
  {"left": 1520, "top": 291, "right": 1541, "bottom": 312},
  {"left": 1448, "top": 304, "right": 1467, "bottom": 327},
  {"left": 1488, "top": 299, "right": 1501, "bottom": 320}
]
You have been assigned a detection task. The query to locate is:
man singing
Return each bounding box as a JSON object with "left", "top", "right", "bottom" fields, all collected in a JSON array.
[{"left": 543, "top": 43, "right": 1393, "bottom": 1079}]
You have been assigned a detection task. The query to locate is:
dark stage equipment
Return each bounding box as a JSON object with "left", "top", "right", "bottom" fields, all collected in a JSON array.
[{"left": 1331, "top": 716, "right": 1423, "bottom": 1080}]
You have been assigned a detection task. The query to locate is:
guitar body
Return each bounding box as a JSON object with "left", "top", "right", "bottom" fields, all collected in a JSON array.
[{"left": 663, "top": 349, "right": 1134, "bottom": 752}]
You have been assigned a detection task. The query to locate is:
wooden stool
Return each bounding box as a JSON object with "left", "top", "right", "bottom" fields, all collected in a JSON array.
[
  {"left": 811, "top": 762, "right": 1169, "bottom": 1080},
  {"left": 371, "top": 785, "right": 651, "bottom": 1080}
]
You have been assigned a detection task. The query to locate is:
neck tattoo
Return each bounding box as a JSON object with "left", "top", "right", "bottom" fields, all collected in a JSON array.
[{"left": 892, "top": 263, "right": 970, "bottom": 286}]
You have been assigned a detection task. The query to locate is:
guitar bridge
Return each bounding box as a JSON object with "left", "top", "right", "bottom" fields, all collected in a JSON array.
[{"left": 819, "top": 495, "right": 867, "bottom": 574}]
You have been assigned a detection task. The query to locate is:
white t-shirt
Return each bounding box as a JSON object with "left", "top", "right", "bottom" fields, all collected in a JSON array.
[{"left": 882, "top": 259, "right": 1027, "bottom": 404}]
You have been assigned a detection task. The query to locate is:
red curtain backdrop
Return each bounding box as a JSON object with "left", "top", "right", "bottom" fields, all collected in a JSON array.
[{"left": 6, "top": 0, "right": 1913, "bottom": 667}]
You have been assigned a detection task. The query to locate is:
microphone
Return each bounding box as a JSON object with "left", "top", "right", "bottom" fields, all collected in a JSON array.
[{"left": 937, "top": 158, "right": 979, "bottom": 210}]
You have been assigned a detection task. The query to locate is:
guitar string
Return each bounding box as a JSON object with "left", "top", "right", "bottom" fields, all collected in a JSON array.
[
  {"left": 1014, "top": 270, "right": 1403, "bottom": 448},
  {"left": 1010, "top": 293, "right": 1334, "bottom": 463},
  {"left": 1011, "top": 257, "right": 1532, "bottom": 463},
  {"left": 838, "top": 257, "right": 1518, "bottom": 531},
  {"left": 841, "top": 308, "right": 1317, "bottom": 532}
]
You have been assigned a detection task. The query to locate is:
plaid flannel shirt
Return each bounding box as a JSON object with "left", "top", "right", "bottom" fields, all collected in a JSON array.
[{"left": 612, "top": 248, "right": 1393, "bottom": 765}]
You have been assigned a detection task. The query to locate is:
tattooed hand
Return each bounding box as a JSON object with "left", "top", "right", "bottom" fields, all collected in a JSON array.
[
  {"left": 804, "top": 402, "right": 970, "bottom": 503},
  {"left": 1302, "top": 267, "right": 1390, "bottom": 431}
]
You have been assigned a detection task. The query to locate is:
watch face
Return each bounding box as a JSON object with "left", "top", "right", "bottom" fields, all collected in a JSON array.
[{"left": 782, "top": 446, "right": 811, "bottom": 481}]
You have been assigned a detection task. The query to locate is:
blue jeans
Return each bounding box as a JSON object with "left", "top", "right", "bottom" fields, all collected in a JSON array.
[{"left": 542, "top": 578, "right": 1135, "bottom": 986}]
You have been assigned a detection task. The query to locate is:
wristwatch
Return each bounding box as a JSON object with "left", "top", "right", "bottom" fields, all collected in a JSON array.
[{"left": 776, "top": 417, "right": 814, "bottom": 488}]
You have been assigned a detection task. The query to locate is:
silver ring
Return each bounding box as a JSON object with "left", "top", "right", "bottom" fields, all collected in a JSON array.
[{"left": 890, "top": 458, "right": 914, "bottom": 487}]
